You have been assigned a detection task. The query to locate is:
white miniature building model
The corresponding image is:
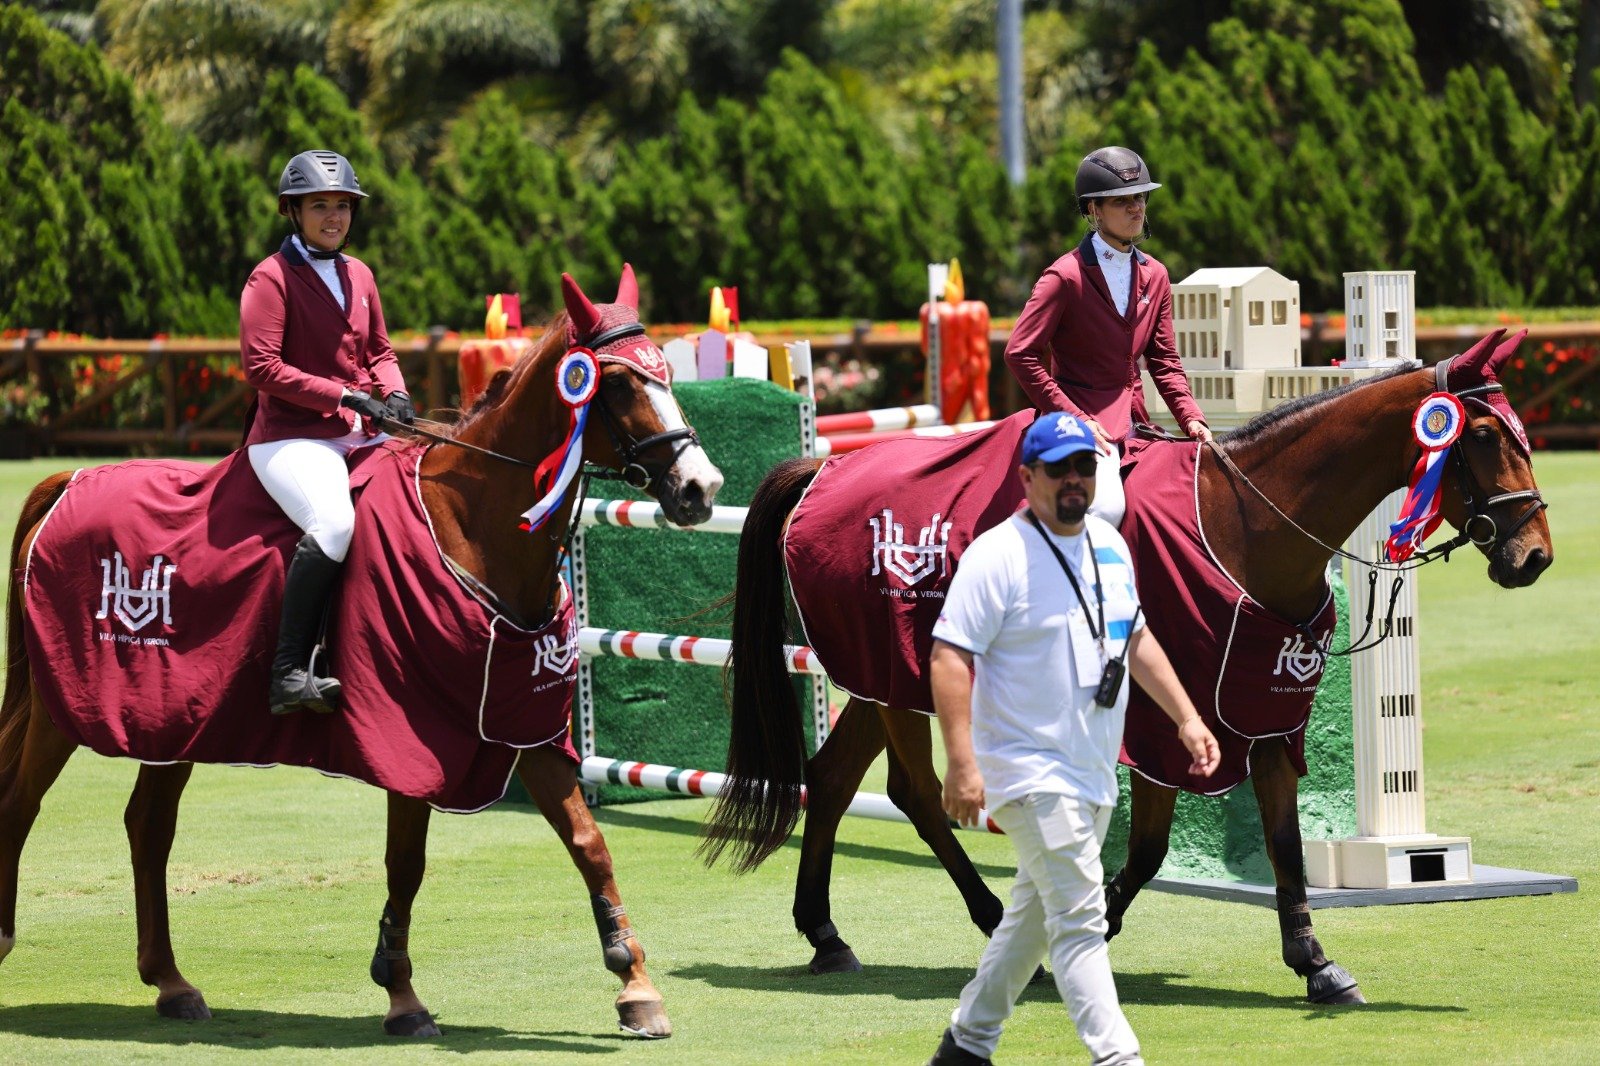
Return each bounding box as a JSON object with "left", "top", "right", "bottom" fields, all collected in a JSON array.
[
  {"left": 1171, "top": 266, "right": 1300, "bottom": 370},
  {"left": 1343, "top": 270, "right": 1416, "bottom": 367}
]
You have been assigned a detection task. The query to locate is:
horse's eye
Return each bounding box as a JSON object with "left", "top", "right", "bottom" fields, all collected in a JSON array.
[{"left": 1471, "top": 426, "right": 1494, "bottom": 443}]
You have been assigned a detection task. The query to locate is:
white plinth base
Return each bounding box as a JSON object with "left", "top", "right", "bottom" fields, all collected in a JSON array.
[{"left": 1305, "top": 835, "right": 1473, "bottom": 889}]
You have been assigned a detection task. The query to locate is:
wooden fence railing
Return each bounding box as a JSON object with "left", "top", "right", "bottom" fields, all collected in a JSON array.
[{"left": 4, "top": 320, "right": 1597, "bottom": 454}]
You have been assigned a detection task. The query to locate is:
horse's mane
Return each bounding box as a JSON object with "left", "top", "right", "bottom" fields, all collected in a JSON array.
[
  {"left": 1222, "top": 359, "right": 1422, "bottom": 447},
  {"left": 450, "top": 314, "right": 572, "bottom": 438}
]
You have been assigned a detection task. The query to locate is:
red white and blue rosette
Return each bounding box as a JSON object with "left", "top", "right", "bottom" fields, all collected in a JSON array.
[
  {"left": 521, "top": 348, "right": 600, "bottom": 533},
  {"left": 1385, "top": 392, "right": 1466, "bottom": 561}
]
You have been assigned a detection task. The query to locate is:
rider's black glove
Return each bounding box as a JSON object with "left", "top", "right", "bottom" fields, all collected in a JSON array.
[
  {"left": 383, "top": 392, "right": 416, "bottom": 426},
  {"left": 340, "top": 388, "right": 389, "bottom": 424}
]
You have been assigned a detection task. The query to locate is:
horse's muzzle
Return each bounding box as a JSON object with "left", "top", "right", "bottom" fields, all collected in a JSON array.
[
  {"left": 658, "top": 462, "right": 723, "bottom": 527},
  {"left": 1490, "top": 544, "right": 1551, "bottom": 588}
]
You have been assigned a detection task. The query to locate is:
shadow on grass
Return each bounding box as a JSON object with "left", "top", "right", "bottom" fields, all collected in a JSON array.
[
  {"left": 1117, "top": 971, "right": 1466, "bottom": 1016},
  {"left": 0, "top": 1003, "right": 633, "bottom": 1053},
  {"left": 592, "top": 806, "right": 1015, "bottom": 879},
  {"left": 671, "top": 963, "right": 1466, "bottom": 1018}
]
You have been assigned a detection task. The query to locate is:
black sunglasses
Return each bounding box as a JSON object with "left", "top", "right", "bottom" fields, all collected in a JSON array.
[{"left": 1036, "top": 455, "right": 1098, "bottom": 480}]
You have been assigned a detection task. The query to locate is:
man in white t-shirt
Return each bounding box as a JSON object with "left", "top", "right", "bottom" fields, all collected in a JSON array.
[{"left": 925, "top": 411, "right": 1220, "bottom": 1066}]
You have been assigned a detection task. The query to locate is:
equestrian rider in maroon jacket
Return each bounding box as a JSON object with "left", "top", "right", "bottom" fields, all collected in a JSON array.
[
  {"left": 239, "top": 149, "right": 414, "bottom": 717},
  {"left": 1004, "top": 147, "right": 1210, "bottom": 527}
]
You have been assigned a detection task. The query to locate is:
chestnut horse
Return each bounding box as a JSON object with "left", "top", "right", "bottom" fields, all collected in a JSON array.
[
  {"left": 705, "top": 329, "right": 1551, "bottom": 1005},
  {"left": 0, "top": 267, "right": 722, "bottom": 1037}
]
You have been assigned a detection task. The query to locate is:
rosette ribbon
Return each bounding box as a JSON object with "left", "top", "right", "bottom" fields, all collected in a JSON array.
[
  {"left": 1385, "top": 392, "right": 1467, "bottom": 562},
  {"left": 521, "top": 347, "right": 600, "bottom": 533}
]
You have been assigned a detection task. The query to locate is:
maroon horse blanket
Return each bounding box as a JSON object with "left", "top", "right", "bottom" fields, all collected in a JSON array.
[
  {"left": 786, "top": 422, "right": 1334, "bottom": 796},
  {"left": 787, "top": 411, "right": 1031, "bottom": 711},
  {"left": 1118, "top": 440, "right": 1335, "bottom": 794},
  {"left": 21, "top": 444, "right": 578, "bottom": 813}
]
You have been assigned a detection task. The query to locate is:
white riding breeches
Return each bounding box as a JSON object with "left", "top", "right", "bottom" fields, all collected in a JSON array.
[
  {"left": 247, "top": 431, "right": 384, "bottom": 562},
  {"left": 1087, "top": 444, "right": 1125, "bottom": 529}
]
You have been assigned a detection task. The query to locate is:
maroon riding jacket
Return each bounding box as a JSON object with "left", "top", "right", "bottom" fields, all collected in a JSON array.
[
  {"left": 239, "top": 237, "right": 406, "bottom": 446},
  {"left": 1004, "top": 234, "right": 1203, "bottom": 442}
]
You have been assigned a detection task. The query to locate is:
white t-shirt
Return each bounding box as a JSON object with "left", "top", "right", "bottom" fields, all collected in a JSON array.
[{"left": 931, "top": 510, "right": 1143, "bottom": 809}]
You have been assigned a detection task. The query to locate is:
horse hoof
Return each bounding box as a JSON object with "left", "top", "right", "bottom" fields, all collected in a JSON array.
[
  {"left": 156, "top": 990, "right": 212, "bottom": 1020},
  {"left": 1307, "top": 961, "right": 1365, "bottom": 1005},
  {"left": 0, "top": 934, "right": 14, "bottom": 965},
  {"left": 617, "top": 998, "right": 672, "bottom": 1038},
  {"left": 809, "top": 943, "right": 863, "bottom": 974},
  {"left": 383, "top": 1009, "right": 441, "bottom": 1037}
]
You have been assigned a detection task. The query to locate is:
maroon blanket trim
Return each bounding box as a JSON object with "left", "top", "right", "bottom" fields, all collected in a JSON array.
[{"left": 1127, "top": 737, "right": 1264, "bottom": 798}]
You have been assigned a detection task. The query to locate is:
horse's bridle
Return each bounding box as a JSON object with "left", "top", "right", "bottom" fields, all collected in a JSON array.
[
  {"left": 580, "top": 322, "right": 702, "bottom": 492},
  {"left": 377, "top": 321, "right": 700, "bottom": 492},
  {"left": 1195, "top": 358, "right": 1547, "bottom": 655},
  {"left": 1423, "top": 355, "right": 1547, "bottom": 562}
]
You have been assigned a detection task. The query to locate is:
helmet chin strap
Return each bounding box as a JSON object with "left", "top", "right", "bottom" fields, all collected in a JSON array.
[{"left": 287, "top": 202, "right": 350, "bottom": 260}]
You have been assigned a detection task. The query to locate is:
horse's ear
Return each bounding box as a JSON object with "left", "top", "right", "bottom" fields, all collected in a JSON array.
[
  {"left": 561, "top": 273, "right": 602, "bottom": 339},
  {"left": 616, "top": 262, "right": 639, "bottom": 311},
  {"left": 1486, "top": 327, "right": 1529, "bottom": 376},
  {"left": 1451, "top": 327, "right": 1508, "bottom": 383}
]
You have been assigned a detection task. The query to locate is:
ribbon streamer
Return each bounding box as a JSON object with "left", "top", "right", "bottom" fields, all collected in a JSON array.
[{"left": 521, "top": 348, "right": 599, "bottom": 533}]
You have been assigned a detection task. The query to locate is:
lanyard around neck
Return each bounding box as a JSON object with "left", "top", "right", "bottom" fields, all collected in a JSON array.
[{"left": 1025, "top": 510, "right": 1105, "bottom": 645}]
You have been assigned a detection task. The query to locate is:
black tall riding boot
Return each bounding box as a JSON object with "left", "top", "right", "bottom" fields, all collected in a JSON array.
[{"left": 269, "top": 534, "right": 345, "bottom": 716}]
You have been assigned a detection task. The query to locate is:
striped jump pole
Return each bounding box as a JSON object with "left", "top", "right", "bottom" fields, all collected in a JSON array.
[
  {"left": 815, "top": 419, "right": 998, "bottom": 458},
  {"left": 578, "top": 498, "right": 748, "bottom": 535},
  {"left": 815, "top": 403, "right": 942, "bottom": 436},
  {"left": 581, "top": 756, "right": 1003, "bottom": 835},
  {"left": 579, "top": 626, "right": 825, "bottom": 676}
]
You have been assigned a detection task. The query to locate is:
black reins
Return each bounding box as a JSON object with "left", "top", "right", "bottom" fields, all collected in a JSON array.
[{"left": 1189, "top": 356, "right": 1546, "bottom": 656}]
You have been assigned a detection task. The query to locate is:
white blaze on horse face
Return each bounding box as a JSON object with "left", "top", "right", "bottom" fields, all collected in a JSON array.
[{"left": 647, "top": 380, "right": 723, "bottom": 509}]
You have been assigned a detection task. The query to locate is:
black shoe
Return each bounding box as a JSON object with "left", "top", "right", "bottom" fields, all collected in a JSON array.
[
  {"left": 927, "top": 1028, "right": 992, "bottom": 1066},
  {"left": 269, "top": 534, "right": 345, "bottom": 716}
]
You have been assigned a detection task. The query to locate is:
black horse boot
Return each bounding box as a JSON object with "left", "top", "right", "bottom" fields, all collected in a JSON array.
[{"left": 269, "top": 534, "right": 345, "bottom": 715}]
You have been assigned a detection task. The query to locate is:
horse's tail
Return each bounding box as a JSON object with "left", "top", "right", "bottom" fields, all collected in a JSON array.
[
  {"left": 1, "top": 473, "right": 71, "bottom": 775},
  {"left": 699, "top": 456, "right": 824, "bottom": 872}
]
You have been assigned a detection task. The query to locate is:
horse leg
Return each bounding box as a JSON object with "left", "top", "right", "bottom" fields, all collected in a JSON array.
[
  {"left": 124, "top": 762, "right": 211, "bottom": 1019},
  {"left": 370, "top": 792, "right": 442, "bottom": 1037},
  {"left": 1253, "top": 740, "right": 1365, "bottom": 1005},
  {"left": 879, "top": 708, "right": 1005, "bottom": 937},
  {"left": 516, "top": 748, "right": 670, "bottom": 1038},
  {"left": 792, "top": 697, "right": 886, "bottom": 974},
  {"left": 0, "top": 695, "right": 76, "bottom": 969},
  {"left": 1104, "top": 773, "right": 1178, "bottom": 941}
]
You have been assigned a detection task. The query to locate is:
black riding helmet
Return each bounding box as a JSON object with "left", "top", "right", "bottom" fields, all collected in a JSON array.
[
  {"left": 277, "top": 149, "right": 367, "bottom": 260},
  {"left": 1074, "top": 146, "right": 1160, "bottom": 215}
]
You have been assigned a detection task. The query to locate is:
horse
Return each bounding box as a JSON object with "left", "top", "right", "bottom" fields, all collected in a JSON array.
[
  {"left": 0, "top": 266, "right": 723, "bottom": 1038},
  {"left": 703, "top": 328, "right": 1551, "bottom": 1005}
]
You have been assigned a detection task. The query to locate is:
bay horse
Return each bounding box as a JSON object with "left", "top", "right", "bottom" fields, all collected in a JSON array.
[
  {"left": 704, "top": 328, "right": 1551, "bottom": 1005},
  {"left": 0, "top": 266, "right": 722, "bottom": 1037}
]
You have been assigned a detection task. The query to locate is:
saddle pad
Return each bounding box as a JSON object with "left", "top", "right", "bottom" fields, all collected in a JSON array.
[
  {"left": 786, "top": 411, "right": 1032, "bottom": 711},
  {"left": 1118, "top": 441, "right": 1336, "bottom": 794},
  {"left": 22, "top": 445, "right": 577, "bottom": 813}
]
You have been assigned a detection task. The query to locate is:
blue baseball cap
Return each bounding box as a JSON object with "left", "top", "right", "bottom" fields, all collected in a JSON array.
[{"left": 1022, "top": 412, "right": 1098, "bottom": 465}]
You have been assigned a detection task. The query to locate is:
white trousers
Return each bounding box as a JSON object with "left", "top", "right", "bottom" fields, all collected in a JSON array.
[
  {"left": 247, "top": 431, "right": 382, "bottom": 563},
  {"left": 1086, "top": 445, "right": 1125, "bottom": 529},
  {"left": 949, "top": 792, "right": 1142, "bottom": 1066}
]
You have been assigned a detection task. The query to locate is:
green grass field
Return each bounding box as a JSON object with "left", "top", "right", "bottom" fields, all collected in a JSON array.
[{"left": 0, "top": 454, "right": 1595, "bottom": 1065}]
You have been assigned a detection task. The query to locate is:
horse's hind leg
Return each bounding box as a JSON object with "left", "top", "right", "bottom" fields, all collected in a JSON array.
[
  {"left": 1104, "top": 773, "right": 1178, "bottom": 941},
  {"left": 517, "top": 748, "right": 670, "bottom": 1038},
  {"left": 1253, "top": 740, "right": 1365, "bottom": 1005},
  {"left": 880, "top": 707, "right": 1005, "bottom": 936},
  {"left": 792, "top": 697, "right": 886, "bottom": 974},
  {"left": 0, "top": 693, "right": 76, "bottom": 968},
  {"left": 369, "top": 791, "right": 441, "bottom": 1037},
  {"left": 125, "top": 762, "right": 210, "bottom": 1019}
]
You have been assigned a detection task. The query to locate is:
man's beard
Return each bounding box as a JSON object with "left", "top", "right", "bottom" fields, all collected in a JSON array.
[{"left": 1057, "top": 496, "right": 1088, "bottom": 524}]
